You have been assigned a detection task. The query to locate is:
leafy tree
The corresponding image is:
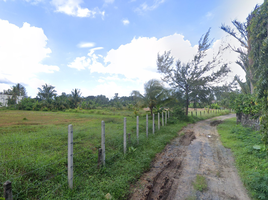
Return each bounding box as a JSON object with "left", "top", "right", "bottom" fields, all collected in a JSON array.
[
  {"left": 37, "top": 84, "right": 57, "bottom": 103},
  {"left": 157, "top": 29, "right": 230, "bottom": 115},
  {"left": 221, "top": 6, "right": 259, "bottom": 94}
]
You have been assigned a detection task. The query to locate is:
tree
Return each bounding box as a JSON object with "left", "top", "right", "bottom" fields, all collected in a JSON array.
[
  {"left": 157, "top": 29, "right": 230, "bottom": 115},
  {"left": 221, "top": 5, "right": 259, "bottom": 94},
  {"left": 71, "top": 88, "right": 82, "bottom": 108},
  {"left": 7, "top": 83, "right": 27, "bottom": 106},
  {"left": 37, "top": 84, "right": 57, "bottom": 103}
]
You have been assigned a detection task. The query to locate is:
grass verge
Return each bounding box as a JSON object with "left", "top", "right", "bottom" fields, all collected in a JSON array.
[{"left": 217, "top": 118, "right": 268, "bottom": 200}]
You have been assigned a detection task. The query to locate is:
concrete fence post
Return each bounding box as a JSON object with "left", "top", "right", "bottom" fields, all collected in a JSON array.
[
  {"left": 146, "top": 114, "right": 148, "bottom": 138},
  {"left": 162, "top": 112, "right": 164, "bottom": 127},
  {"left": 165, "top": 111, "right": 167, "bottom": 125},
  {"left": 68, "top": 124, "right": 73, "bottom": 189},
  {"left": 158, "top": 113, "right": 160, "bottom": 130},
  {"left": 152, "top": 113, "right": 155, "bottom": 134},
  {"left": 4, "top": 181, "right": 13, "bottom": 200},
  {"left": 136, "top": 116, "right": 139, "bottom": 144},
  {"left": 101, "top": 121, "right": 105, "bottom": 166},
  {"left": 124, "top": 117, "right": 127, "bottom": 155}
]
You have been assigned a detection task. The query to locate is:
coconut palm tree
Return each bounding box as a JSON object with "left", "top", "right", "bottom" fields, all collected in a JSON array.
[
  {"left": 37, "top": 84, "right": 57, "bottom": 103},
  {"left": 71, "top": 88, "right": 82, "bottom": 108}
]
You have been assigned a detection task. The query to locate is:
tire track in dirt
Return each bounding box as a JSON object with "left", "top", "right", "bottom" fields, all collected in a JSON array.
[{"left": 129, "top": 114, "right": 250, "bottom": 200}]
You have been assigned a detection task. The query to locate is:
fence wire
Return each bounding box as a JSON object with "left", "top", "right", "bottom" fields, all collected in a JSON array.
[
  {"left": 13, "top": 168, "right": 67, "bottom": 199},
  {"left": 9, "top": 156, "right": 67, "bottom": 182},
  {"left": 0, "top": 143, "right": 68, "bottom": 166}
]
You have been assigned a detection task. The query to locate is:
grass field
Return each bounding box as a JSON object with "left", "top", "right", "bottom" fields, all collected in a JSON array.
[
  {"left": 217, "top": 118, "right": 268, "bottom": 200},
  {"left": 0, "top": 108, "right": 230, "bottom": 199}
]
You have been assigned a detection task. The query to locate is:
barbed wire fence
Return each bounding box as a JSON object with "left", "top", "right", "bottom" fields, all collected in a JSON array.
[{"left": 1, "top": 109, "right": 226, "bottom": 199}]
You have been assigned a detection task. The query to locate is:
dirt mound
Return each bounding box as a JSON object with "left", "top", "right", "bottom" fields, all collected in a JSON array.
[
  {"left": 210, "top": 120, "right": 223, "bottom": 126},
  {"left": 179, "top": 131, "right": 196, "bottom": 146}
]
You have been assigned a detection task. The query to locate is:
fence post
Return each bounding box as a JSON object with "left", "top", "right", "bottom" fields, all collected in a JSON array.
[
  {"left": 68, "top": 124, "right": 73, "bottom": 189},
  {"left": 136, "top": 116, "right": 139, "bottom": 144},
  {"left": 165, "top": 111, "right": 167, "bottom": 125},
  {"left": 101, "top": 121, "right": 105, "bottom": 166},
  {"left": 200, "top": 111, "right": 201, "bottom": 116},
  {"left": 191, "top": 111, "right": 193, "bottom": 116},
  {"left": 146, "top": 114, "right": 148, "bottom": 138},
  {"left": 162, "top": 112, "right": 164, "bottom": 127},
  {"left": 158, "top": 113, "right": 160, "bottom": 130},
  {"left": 152, "top": 113, "right": 155, "bottom": 134},
  {"left": 196, "top": 111, "right": 197, "bottom": 116},
  {"left": 124, "top": 117, "right": 127, "bottom": 155},
  {"left": 168, "top": 111, "right": 170, "bottom": 119},
  {"left": 4, "top": 181, "right": 13, "bottom": 200}
]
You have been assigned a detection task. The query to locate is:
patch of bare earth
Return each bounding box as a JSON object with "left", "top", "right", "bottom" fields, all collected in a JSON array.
[{"left": 129, "top": 114, "right": 250, "bottom": 200}]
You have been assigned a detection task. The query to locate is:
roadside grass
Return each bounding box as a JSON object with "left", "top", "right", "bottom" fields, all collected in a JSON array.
[
  {"left": 0, "top": 108, "right": 230, "bottom": 199},
  {"left": 217, "top": 118, "right": 268, "bottom": 200}
]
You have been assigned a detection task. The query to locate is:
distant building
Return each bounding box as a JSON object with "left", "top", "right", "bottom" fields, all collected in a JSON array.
[{"left": 0, "top": 93, "right": 23, "bottom": 107}]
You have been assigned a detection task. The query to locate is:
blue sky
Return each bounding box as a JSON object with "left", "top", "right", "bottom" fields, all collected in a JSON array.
[{"left": 0, "top": 0, "right": 264, "bottom": 98}]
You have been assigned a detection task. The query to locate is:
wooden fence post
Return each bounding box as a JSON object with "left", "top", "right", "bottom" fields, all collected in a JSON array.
[
  {"left": 162, "top": 112, "right": 164, "bottom": 127},
  {"left": 124, "top": 117, "right": 127, "bottom": 155},
  {"left": 153, "top": 113, "right": 155, "bottom": 134},
  {"left": 136, "top": 116, "right": 139, "bottom": 144},
  {"left": 4, "top": 181, "right": 13, "bottom": 200},
  {"left": 165, "top": 111, "right": 167, "bottom": 125},
  {"left": 101, "top": 121, "right": 105, "bottom": 166},
  {"left": 68, "top": 124, "right": 73, "bottom": 189},
  {"left": 146, "top": 114, "right": 148, "bottom": 138}
]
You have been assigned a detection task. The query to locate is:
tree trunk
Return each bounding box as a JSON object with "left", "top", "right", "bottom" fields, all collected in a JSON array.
[{"left": 185, "top": 90, "right": 189, "bottom": 116}]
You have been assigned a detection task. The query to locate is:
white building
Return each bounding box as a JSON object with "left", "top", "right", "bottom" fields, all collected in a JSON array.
[{"left": 0, "top": 94, "right": 23, "bottom": 107}]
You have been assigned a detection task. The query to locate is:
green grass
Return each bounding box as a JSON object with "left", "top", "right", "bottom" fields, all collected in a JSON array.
[
  {"left": 217, "top": 118, "right": 268, "bottom": 200},
  {"left": 193, "top": 174, "right": 207, "bottom": 192},
  {"left": 0, "top": 108, "right": 230, "bottom": 199}
]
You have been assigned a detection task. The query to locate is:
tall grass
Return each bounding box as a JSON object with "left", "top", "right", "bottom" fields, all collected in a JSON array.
[{"left": 218, "top": 118, "right": 268, "bottom": 200}]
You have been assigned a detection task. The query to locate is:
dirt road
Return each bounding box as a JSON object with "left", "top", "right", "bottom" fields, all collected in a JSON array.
[{"left": 130, "top": 114, "right": 250, "bottom": 200}]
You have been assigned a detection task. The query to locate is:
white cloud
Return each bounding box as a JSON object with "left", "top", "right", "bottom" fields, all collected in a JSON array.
[
  {"left": 135, "top": 0, "right": 166, "bottom": 13},
  {"left": 0, "top": 19, "right": 59, "bottom": 94},
  {"left": 69, "top": 33, "right": 198, "bottom": 85},
  {"left": 51, "top": 0, "right": 104, "bottom": 18},
  {"left": 122, "top": 19, "right": 130, "bottom": 25},
  {"left": 206, "top": 12, "right": 214, "bottom": 20},
  {"left": 77, "top": 42, "right": 95, "bottom": 48},
  {"left": 68, "top": 56, "right": 90, "bottom": 70},
  {"left": 69, "top": 32, "right": 246, "bottom": 96}
]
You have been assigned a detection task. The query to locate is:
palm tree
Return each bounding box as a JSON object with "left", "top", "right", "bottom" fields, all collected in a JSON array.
[
  {"left": 131, "top": 79, "right": 168, "bottom": 117},
  {"left": 37, "top": 84, "right": 57, "bottom": 103},
  {"left": 71, "top": 88, "right": 82, "bottom": 108}
]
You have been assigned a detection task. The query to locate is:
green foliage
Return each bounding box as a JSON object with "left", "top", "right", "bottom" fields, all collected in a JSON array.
[
  {"left": 210, "top": 103, "right": 220, "bottom": 109},
  {"left": 218, "top": 118, "right": 268, "bottom": 200},
  {"left": 193, "top": 174, "right": 207, "bottom": 192},
  {"left": 232, "top": 94, "right": 261, "bottom": 116}
]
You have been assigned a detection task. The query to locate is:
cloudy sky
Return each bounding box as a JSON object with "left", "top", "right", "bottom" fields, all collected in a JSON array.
[{"left": 0, "top": 0, "right": 264, "bottom": 98}]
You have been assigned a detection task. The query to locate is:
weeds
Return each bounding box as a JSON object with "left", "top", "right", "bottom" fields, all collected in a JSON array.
[{"left": 193, "top": 174, "right": 207, "bottom": 192}]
